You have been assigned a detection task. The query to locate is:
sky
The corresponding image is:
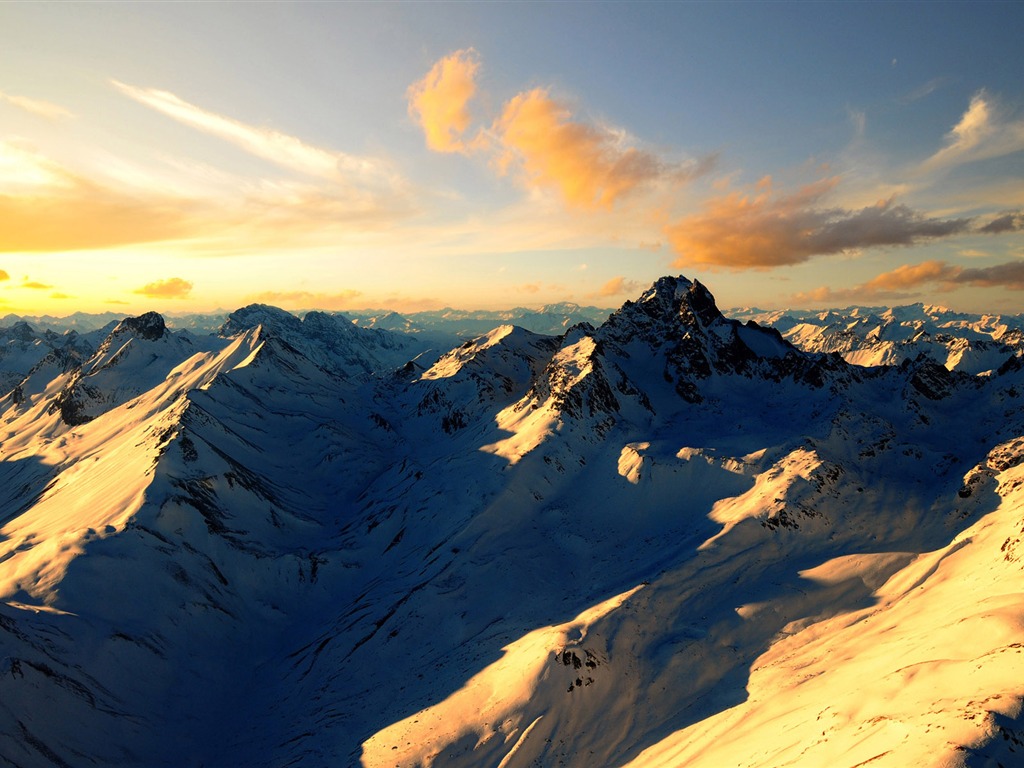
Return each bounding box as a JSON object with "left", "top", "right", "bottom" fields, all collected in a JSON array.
[{"left": 1, "top": 1, "right": 1023, "bottom": 316}]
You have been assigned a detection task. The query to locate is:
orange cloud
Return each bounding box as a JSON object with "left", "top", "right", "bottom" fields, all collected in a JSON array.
[
  {"left": 0, "top": 269, "right": 8, "bottom": 281},
  {"left": 667, "top": 178, "right": 972, "bottom": 269},
  {"left": 22, "top": 280, "right": 53, "bottom": 290},
  {"left": 375, "top": 294, "right": 444, "bottom": 313},
  {"left": 591, "top": 276, "right": 642, "bottom": 299},
  {"left": 407, "top": 49, "right": 481, "bottom": 153},
  {"left": 246, "top": 289, "right": 363, "bottom": 310},
  {"left": 494, "top": 88, "right": 669, "bottom": 209},
  {"left": 792, "top": 259, "right": 1024, "bottom": 305},
  {"left": 409, "top": 51, "right": 706, "bottom": 209},
  {"left": 513, "top": 282, "right": 541, "bottom": 294},
  {"left": 860, "top": 260, "right": 955, "bottom": 292},
  {"left": 134, "top": 277, "right": 193, "bottom": 299}
]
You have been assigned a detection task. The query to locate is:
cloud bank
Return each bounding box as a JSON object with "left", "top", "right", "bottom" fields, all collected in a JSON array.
[
  {"left": 134, "top": 277, "right": 193, "bottom": 299},
  {"left": 667, "top": 178, "right": 972, "bottom": 269},
  {"left": 794, "top": 259, "right": 1024, "bottom": 304}
]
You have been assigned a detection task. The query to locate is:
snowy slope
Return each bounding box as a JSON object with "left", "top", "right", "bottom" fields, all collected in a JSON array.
[
  {"left": 220, "top": 303, "right": 429, "bottom": 377},
  {"left": 0, "top": 321, "right": 107, "bottom": 400},
  {"left": 1, "top": 283, "right": 1023, "bottom": 768}
]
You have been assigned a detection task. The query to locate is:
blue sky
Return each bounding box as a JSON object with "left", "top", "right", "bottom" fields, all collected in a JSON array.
[{"left": 1, "top": 2, "right": 1022, "bottom": 314}]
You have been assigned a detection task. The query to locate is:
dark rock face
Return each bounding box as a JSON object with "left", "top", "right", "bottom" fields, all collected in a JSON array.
[
  {"left": 685, "top": 279, "right": 724, "bottom": 328},
  {"left": 114, "top": 312, "right": 166, "bottom": 342},
  {"left": 9, "top": 321, "right": 37, "bottom": 342},
  {"left": 49, "top": 374, "right": 93, "bottom": 426},
  {"left": 904, "top": 356, "right": 974, "bottom": 401}
]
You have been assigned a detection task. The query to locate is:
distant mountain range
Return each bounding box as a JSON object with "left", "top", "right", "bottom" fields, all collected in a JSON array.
[
  {"left": 733, "top": 303, "right": 1024, "bottom": 373},
  {"left": 2, "top": 278, "right": 1023, "bottom": 767},
  {"left": 1, "top": 302, "right": 614, "bottom": 337}
]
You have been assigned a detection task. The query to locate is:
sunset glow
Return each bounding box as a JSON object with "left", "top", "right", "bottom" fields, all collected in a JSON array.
[{"left": 2, "top": 3, "right": 1022, "bottom": 314}]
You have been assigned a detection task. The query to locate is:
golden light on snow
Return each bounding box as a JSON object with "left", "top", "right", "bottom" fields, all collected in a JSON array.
[{"left": 361, "top": 585, "right": 644, "bottom": 767}]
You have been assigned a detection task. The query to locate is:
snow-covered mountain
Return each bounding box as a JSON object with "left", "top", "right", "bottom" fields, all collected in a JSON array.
[
  {"left": 0, "top": 320, "right": 111, "bottom": 400},
  {"left": 730, "top": 304, "right": 1024, "bottom": 373},
  {"left": 2, "top": 278, "right": 1024, "bottom": 767}
]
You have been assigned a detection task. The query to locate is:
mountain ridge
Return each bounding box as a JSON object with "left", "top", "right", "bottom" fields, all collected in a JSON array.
[{"left": 2, "top": 276, "right": 1023, "bottom": 767}]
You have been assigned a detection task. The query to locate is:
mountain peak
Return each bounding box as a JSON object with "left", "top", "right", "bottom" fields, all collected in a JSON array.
[
  {"left": 604, "top": 276, "right": 726, "bottom": 347},
  {"left": 7, "top": 320, "right": 37, "bottom": 341},
  {"left": 111, "top": 311, "right": 166, "bottom": 341},
  {"left": 219, "top": 304, "right": 301, "bottom": 338},
  {"left": 638, "top": 276, "right": 722, "bottom": 324}
]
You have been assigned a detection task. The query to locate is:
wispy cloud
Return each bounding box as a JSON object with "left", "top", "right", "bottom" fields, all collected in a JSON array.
[
  {"left": 0, "top": 130, "right": 413, "bottom": 255},
  {"left": 23, "top": 280, "right": 53, "bottom": 290},
  {"left": 0, "top": 141, "right": 73, "bottom": 191},
  {"left": 0, "top": 90, "right": 73, "bottom": 120},
  {"left": 112, "top": 80, "right": 403, "bottom": 190},
  {"left": 407, "top": 49, "right": 481, "bottom": 154},
  {"left": 105, "top": 81, "right": 415, "bottom": 248},
  {"left": 134, "top": 277, "right": 193, "bottom": 299},
  {"left": 666, "top": 177, "right": 972, "bottom": 269},
  {"left": 897, "top": 77, "right": 949, "bottom": 105},
  {"left": 920, "top": 91, "right": 1024, "bottom": 173}
]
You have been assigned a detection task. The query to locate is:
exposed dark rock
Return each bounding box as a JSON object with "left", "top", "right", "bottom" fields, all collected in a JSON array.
[{"left": 113, "top": 312, "right": 166, "bottom": 342}]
